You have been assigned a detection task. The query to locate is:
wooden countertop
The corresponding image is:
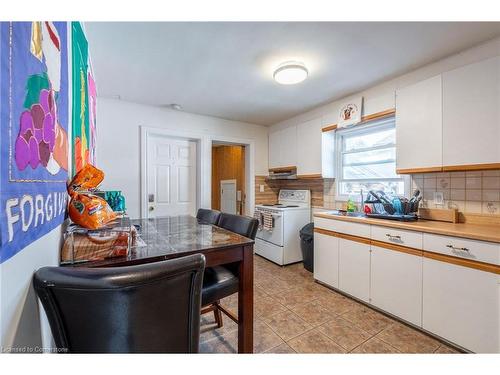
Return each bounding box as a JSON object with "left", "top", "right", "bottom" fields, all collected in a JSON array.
[{"left": 314, "top": 212, "right": 500, "bottom": 244}]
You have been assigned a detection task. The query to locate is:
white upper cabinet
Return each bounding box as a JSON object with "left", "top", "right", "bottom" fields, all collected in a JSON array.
[
  {"left": 442, "top": 56, "right": 500, "bottom": 168},
  {"left": 280, "top": 126, "right": 297, "bottom": 167},
  {"left": 396, "top": 75, "right": 443, "bottom": 172},
  {"left": 297, "top": 117, "right": 323, "bottom": 176},
  {"left": 268, "top": 125, "right": 297, "bottom": 168},
  {"left": 268, "top": 130, "right": 281, "bottom": 169}
]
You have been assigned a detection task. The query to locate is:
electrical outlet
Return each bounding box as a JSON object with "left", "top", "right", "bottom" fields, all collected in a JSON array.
[
  {"left": 434, "top": 191, "right": 444, "bottom": 206},
  {"left": 259, "top": 184, "right": 265, "bottom": 193}
]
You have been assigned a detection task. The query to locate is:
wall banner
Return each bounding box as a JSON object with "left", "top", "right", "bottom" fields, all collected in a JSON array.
[
  {"left": 71, "top": 22, "right": 96, "bottom": 175},
  {"left": 0, "top": 22, "right": 69, "bottom": 263}
]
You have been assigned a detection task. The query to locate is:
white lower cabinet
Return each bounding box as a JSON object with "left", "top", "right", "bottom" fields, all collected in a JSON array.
[
  {"left": 338, "top": 239, "right": 371, "bottom": 302},
  {"left": 313, "top": 217, "right": 500, "bottom": 352},
  {"left": 423, "top": 257, "right": 500, "bottom": 353},
  {"left": 370, "top": 246, "right": 423, "bottom": 326},
  {"left": 313, "top": 232, "right": 339, "bottom": 288}
]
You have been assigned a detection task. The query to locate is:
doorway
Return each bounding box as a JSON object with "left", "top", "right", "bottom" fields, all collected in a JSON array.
[
  {"left": 211, "top": 144, "right": 245, "bottom": 215},
  {"left": 145, "top": 133, "right": 197, "bottom": 218}
]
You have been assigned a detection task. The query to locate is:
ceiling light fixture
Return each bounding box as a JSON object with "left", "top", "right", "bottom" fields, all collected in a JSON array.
[
  {"left": 169, "top": 103, "right": 182, "bottom": 111},
  {"left": 273, "top": 61, "right": 308, "bottom": 85}
]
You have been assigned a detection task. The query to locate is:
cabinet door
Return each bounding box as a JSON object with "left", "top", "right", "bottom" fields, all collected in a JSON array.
[
  {"left": 268, "top": 130, "right": 281, "bottom": 169},
  {"left": 442, "top": 56, "right": 500, "bottom": 167},
  {"left": 297, "top": 118, "right": 322, "bottom": 176},
  {"left": 314, "top": 232, "right": 339, "bottom": 288},
  {"left": 370, "top": 246, "right": 423, "bottom": 326},
  {"left": 423, "top": 258, "right": 499, "bottom": 353},
  {"left": 279, "top": 126, "right": 297, "bottom": 167},
  {"left": 396, "top": 75, "right": 442, "bottom": 172},
  {"left": 338, "top": 238, "right": 371, "bottom": 302}
]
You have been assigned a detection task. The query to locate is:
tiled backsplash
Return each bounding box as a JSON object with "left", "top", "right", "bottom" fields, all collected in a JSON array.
[
  {"left": 258, "top": 170, "right": 500, "bottom": 216},
  {"left": 411, "top": 170, "right": 500, "bottom": 215},
  {"left": 322, "top": 179, "right": 338, "bottom": 209}
]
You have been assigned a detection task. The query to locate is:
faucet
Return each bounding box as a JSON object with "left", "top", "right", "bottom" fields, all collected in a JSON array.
[{"left": 359, "top": 189, "right": 364, "bottom": 212}]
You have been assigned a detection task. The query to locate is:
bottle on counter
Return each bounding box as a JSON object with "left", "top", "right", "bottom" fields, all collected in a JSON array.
[{"left": 346, "top": 195, "right": 357, "bottom": 212}]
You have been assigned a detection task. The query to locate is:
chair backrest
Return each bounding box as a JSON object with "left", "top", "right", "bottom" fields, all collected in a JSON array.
[
  {"left": 196, "top": 208, "right": 221, "bottom": 225},
  {"left": 33, "top": 254, "right": 205, "bottom": 353},
  {"left": 217, "top": 213, "right": 259, "bottom": 239}
]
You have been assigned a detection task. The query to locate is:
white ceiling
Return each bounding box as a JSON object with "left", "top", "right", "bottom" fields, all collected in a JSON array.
[{"left": 85, "top": 22, "right": 500, "bottom": 125}]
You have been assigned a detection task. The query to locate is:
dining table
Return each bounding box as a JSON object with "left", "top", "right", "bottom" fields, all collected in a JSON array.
[{"left": 64, "top": 215, "right": 254, "bottom": 353}]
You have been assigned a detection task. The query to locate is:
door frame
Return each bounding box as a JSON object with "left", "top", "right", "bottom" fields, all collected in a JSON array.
[
  {"left": 210, "top": 137, "right": 255, "bottom": 217},
  {"left": 140, "top": 127, "right": 256, "bottom": 218},
  {"left": 220, "top": 179, "right": 237, "bottom": 214}
]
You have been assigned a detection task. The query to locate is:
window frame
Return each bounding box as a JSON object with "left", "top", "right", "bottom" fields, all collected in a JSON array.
[{"left": 334, "top": 116, "right": 409, "bottom": 201}]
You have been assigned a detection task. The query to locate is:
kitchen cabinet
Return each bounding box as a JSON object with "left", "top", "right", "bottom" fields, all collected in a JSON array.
[
  {"left": 268, "top": 126, "right": 297, "bottom": 169},
  {"left": 423, "top": 257, "right": 499, "bottom": 353},
  {"left": 396, "top": 75, "right": 443, "bottom": 173},
  {"left": 280, "top": 126, "right": 297, "bottom": 168},
  {"left": 442, "top": 56, "right": 500, "bottom": 169},
  {"left": 338, "top": 238, "right": 371, "bottom": 302},
  {"left": 370, "top": 245, "right": 423, "bottom": 326},
  {"left": 313, "top": 214, "right": 500, "bottom": 352},
  {"left": 296, "top": 117, "right": 323, "bottom": 176},
  {"left": 313, "top": 232, "right": 339, "bottom": 288},
  {"left": 268, "top": 130, "right": 281, "bottom": 169}
]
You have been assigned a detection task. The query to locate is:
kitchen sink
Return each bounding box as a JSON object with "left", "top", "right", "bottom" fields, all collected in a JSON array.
[{"left": 324, "top": 210, "right": 366, "bottom": 218}]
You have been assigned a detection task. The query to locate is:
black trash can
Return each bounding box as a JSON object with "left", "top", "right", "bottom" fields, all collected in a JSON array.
[{"left": 299, "top": 223, "right": 314, "bottom": 272}]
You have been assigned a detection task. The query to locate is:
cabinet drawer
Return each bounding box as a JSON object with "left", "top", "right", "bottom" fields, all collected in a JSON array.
[
  {"left": 423, "top": 233, "right": 500, "bottom": 266},
  {"left": 371, "top": 225, "right": 423, "bottom": 249},
  {"left": 314, "top": 217, "right": 370, "bottom": 238}
]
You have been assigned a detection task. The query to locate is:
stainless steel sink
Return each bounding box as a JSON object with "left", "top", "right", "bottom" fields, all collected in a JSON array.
[{"left": 324, "top": 210, "right": 366, "bottom": 218}]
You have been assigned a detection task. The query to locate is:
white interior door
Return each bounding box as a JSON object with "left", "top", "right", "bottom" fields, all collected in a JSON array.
[
  {"left": 220, "top": 180, "right": 237, "bottom": 214},
  {"left": 146, "top": 134, "right": 197, "bottom": 218}
]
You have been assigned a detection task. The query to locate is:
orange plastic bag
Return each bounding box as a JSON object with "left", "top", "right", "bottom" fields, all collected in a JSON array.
[
  {"left": 67, "top": 164, "right": 117, "bottom": 229},
  {"left": 68, "top": 164, "right": 104, "bottom": 194}
]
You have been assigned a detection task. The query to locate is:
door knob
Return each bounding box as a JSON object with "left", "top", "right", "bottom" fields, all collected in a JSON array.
[{"left": 149, "top": 206, "right": 154, "bottom": 211}]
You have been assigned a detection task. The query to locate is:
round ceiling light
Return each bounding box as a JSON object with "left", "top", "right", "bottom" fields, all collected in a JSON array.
[
  {"left": 169, "top": 103, "right": 183, "bottom": 111},
  {"left": 273, "top": 61, "right": 308, "bottom": 85}
]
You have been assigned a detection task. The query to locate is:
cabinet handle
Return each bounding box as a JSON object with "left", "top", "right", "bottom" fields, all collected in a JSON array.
[
  {"left": 446, "top": 244, "right": 470, "bottom": 252},
  {"left": 385, "top": 234, "right": 401, "bottom": 241}
]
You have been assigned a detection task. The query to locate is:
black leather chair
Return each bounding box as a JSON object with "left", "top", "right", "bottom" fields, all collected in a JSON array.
[
  {"left": 33, "top": 254, "right": 205, "bottom": 353},
  {"left": 201, "top": 213, "right": 259, "bottom": 327},
  {"left": 196, "top": 208, "right": 221, "bottom": 225},
  {"left": 217, "top": 213, "right": 259, "bottom": 240}
]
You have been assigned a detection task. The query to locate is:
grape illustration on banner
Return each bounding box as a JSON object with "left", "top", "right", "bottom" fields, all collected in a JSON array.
[{"left": 14, "top": 22, "right": 68, "bottom": 175}]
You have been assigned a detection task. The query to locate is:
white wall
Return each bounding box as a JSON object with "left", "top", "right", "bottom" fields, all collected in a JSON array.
[
  {"left": 270, "top": 36, "right": 500, "bottom": 131},
  {"left": 96, "top": 97, "right": 269, "bottom": 219},
  {"left": 0, "top": 225, "right": 63, "bottom": 351}
]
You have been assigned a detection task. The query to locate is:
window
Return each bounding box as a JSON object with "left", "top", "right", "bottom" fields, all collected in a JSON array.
[{"left": 335, "top": 117, "right": 407, "bottom": 200}]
